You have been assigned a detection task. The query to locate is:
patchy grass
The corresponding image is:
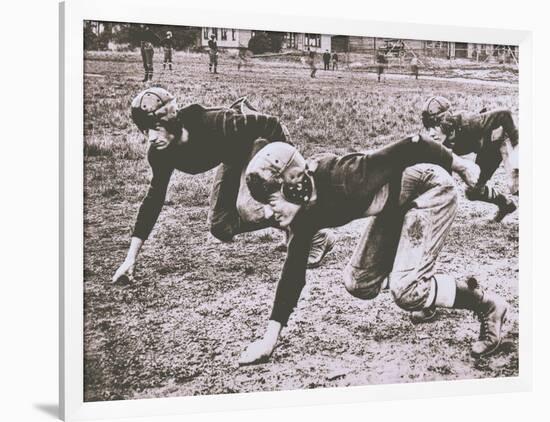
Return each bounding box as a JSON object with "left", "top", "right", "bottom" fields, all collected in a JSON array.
[{"left": 83, "top": 51, "right": 519, "bottom": 401}]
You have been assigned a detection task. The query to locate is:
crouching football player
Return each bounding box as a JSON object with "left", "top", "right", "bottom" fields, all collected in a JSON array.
[
  {"left": 421, "top": 96, "right": 519, "bottom": 222},
  {"left": 112, "top": 88, "right": 335, "bottom": 284},
  {"left": 409, "top": 97, "right": 519, "bottom": 325},
  {"left": 238, "top": 136, "right": 508, "bottom": 365}
]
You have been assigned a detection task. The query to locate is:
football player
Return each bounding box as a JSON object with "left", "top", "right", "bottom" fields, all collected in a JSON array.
[
  {"left": 410, "top": 97, "right": 519, "bottom": 325},
  {"left": 208, "top": 34, "right": 218, "bottom": 74},
  {"left": 162, "top": 31, "right": 174, "bottom": 71},
  {"left": 112, "top": 88, "right": 335, "bottom": 284},
  {"left": 137, "top": 25, "right": 160, "bottom": 82},
  {"left": 238, "top": 137, "right": 508, "bottom": 365},
  {"left": 421, "top": 96, "right": 518, "bottom": 222}
]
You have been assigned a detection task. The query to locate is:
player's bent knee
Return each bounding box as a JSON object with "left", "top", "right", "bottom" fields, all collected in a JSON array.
[
  {"left": 236, "top": 198, "right": 265, "bottom": 225},
  {"left": 342, "top": 264, "right": 383, "bottom": 300},
  {"left": 389, "top": 273, "right": 426, "bottom": 311}
]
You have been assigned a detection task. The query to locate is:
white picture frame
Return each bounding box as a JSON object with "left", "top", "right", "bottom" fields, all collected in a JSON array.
[{"left": 61, "top": 0, "right": 533, "bottom": 420}]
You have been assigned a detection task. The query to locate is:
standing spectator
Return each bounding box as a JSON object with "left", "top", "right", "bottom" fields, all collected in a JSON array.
[
  {"left": 410, "top": 56, "right": 419, "bottom": 80},
  {"left": 237, "top": 47, "right": 249, "bottom": 71},
  {"left": 137, "top": 25, "right": 160, "bottom": 82},
  {"left": 376, "top": 50, "right": 387, "bottom": 82},
  {"left": 323, "top": 50, "right": 331, "bottom": 71},
  {"left": 307, "top": 48, "right": 317, "bottom": 78},
  {"left": 208, "top": 34, "right": 219, "bottom": 74},
  {"left": 162, "top": 31, "right": 174, "bottom": 71},
  {"left": 332, "top": 52, "right": 339, "bottom": 70}
]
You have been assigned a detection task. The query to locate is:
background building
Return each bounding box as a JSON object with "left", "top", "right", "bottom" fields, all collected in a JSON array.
[{"left": 200, "top": 28, "right": 331, "bottom": 52}]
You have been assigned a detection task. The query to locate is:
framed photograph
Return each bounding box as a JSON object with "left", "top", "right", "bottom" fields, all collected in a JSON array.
[{"left": 61, "top": 0, "right": 532, "bottom": 420}]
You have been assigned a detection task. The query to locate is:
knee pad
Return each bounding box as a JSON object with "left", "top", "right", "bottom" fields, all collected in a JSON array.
[{"left": 342, "top": 264, "right": 383, "bottom": 300}]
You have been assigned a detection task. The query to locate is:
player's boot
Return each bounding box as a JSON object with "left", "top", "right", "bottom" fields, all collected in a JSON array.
[
  {"left": 471, "top": 293, "right": 508, "bottom": 357},
  {"left": 409, "top": 306, "right": 437, "bottom": 324},
  {"left": 307, "top": 230, "right": 336, "bottom": 268},
  {"left": 466, "top": 185, "right": 517, "bottom": 222},
  {"left": 494, "top": 199, "right": 517, "bottom": 222},
  {"left": 454, "top": 277, "right": 508, "bottom": 357}
]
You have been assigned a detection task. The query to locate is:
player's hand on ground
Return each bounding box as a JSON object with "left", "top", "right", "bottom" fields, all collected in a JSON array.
[
  {"left": 238, "top": 338, "right": 276, "bottom": 366},
  {"left": 112, "top": 258, "right": 136, "bottom": 285},
  {"left": 238, "top": 320, "right": 282, "bottom": 366}
]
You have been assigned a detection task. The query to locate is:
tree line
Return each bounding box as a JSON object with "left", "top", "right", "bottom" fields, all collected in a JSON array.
[{"left": 84, "top": 21, "right": 287, "bottom": 54}]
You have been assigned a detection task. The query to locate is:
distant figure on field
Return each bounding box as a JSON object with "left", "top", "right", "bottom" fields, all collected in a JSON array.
[
  {"left": 138, "top": 25, "right": 160, "bottom": 82},
  {"left": 323, "top": 50, "right": 331, "bottom": 71},
  {"left": 208, "top": 34, "right": 219, "bottom": 74},
  {"left": 332, "top": 53, "right": 339, "bottom": 70},
  {"left": 162, "top": 31, "right": 174, "bottom": 71},
  {"left": 237, "top": 47, "right": 250, "bottom": 71},
  {"left": 376, "top": 51, "right": 387, "bottom": 82},
  {"left": 410, "top": 56, "right": 419, "bottom": 80},
  {"left": 307, "top": 49, "right": 317, "bottom": 78}
]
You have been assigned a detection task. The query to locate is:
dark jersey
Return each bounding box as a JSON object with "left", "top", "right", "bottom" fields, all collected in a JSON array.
[
  {"left": 376, "top": 53, "right": 387, "bottom": 64},
  {"left": 208, "top": 39, "right": 218, "bottom": 51},
  {"left": 444, "top": 109, "right": 518, "bottom": 155},
  {"left": 132, "top": 104, "right": 289, "bottom": 240},
  {"left": 137, "top": 28, "right": 160, "bottom": 47},
  {"left": 162, "top": 37, "right": 174, "bottom": 49},
  {"left": 268, "top": 136, "right": 454, "bottom": 326}
]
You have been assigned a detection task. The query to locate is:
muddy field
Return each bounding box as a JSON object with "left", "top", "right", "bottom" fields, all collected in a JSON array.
[{"left": 83, "top": 51, "right": 519, "bottom": 401}]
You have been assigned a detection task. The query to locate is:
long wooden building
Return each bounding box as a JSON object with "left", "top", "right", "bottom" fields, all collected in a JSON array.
[{"left": 199, "top": 26, "right": 518, "bottom": 62}]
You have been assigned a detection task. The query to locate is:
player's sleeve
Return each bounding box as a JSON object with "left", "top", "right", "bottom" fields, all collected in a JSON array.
[
  {"left": 481, "top": 109, "right": 519, "bottom": 147},
  {"left": 132, "top": 155, "right": 174, "bottom": 240},
  {"left": 366, "top": 135, "right": 454, "bottom": 178},
  {"left": 269, "top": 227, "right": 315, "bottom": 326}
]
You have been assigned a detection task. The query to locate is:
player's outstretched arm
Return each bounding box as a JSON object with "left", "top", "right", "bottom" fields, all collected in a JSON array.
[
  {"left": 238, "top": 320, "right": 282, "bottom": 366},
  {"left": 112, "top": 160, "right": 173, "bottom": 284},
  {"left": 112, "top": 236, "right": 144, "bottom": 284},
  {"left": 238, "top": 228, "right": 312, "bottom": 365}
]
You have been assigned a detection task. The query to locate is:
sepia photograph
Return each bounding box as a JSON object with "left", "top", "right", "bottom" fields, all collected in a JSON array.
[{"left": 81, "top": 18, "right": 519, "bottom": 403}]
